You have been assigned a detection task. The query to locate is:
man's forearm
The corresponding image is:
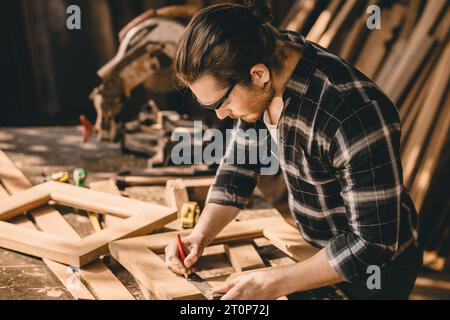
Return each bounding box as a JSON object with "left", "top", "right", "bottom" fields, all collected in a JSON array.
[
  {"left": 270, "top": 249, "right": 343, "bottom": 297},
  {"left": 190, "top": 203, "right": 240, "bottom": 246}
]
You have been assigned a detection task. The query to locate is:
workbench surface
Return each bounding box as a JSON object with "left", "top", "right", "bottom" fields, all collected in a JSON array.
[{"left": 0, "top": 127, "right": 449, "bottom": 300}]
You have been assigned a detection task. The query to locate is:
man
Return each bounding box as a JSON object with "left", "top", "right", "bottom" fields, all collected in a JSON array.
[{"left": 165, "top": 1, "right": 422, "bottom": 300}]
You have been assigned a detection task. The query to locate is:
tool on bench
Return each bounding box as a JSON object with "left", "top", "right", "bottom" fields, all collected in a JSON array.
[
  {"left": 43, "top": 171, "right": 70, "bottom": 183},
  {"left": 73, "top": 168, "right": 87, "bottom": 187},
  {"left": 72, "top": 168, "right": 103, "bottom": 233},
  {"left": 176, "top": 234, "right": 223, "bottom": 300},
  {"left": 180, "top": 201, "right": 201, "bottom": 229}
]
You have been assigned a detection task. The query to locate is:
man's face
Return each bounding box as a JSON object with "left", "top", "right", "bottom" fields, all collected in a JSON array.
[{"left": 190, "top": 70, "right": 274, "bottom": 123}]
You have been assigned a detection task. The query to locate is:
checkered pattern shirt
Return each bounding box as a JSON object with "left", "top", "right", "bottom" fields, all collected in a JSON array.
[{"left": 206, "top": 31, "right": 419, "bottom": 283}]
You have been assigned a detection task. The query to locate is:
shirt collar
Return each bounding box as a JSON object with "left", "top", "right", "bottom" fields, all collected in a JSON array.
[{"left": 279, "top": 31, "right": 318, "bottom": 104}]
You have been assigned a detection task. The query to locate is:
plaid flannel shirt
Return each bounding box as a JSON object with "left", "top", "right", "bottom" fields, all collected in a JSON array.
[{"left": 206, "top": 31, "right": 419, "bottom": 283}]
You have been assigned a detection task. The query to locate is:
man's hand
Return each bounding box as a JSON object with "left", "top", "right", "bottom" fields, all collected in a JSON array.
[
  {"left": 165, "top": 235, "right": 204, "bottom": 276},
  {"left": 215, "top": 249, "right": 343, "bottom": 299},
  {"left": 214, "top": 270, "right": 283, "bottom": 300},
  {"left": 165, "top": 203, "right": 240, "bottom": 277}
]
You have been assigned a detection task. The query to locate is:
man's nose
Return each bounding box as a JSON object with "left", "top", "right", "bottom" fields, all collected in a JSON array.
[{"left": 215, "top": 108, "right": 231, "bottom": 120}]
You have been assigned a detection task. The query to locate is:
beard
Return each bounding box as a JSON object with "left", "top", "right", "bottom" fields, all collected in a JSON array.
[{"left": 240, "top": 84, "right": 275, "bottom": 123}]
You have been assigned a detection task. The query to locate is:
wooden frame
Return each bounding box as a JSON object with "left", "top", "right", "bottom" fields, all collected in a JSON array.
[
  {"left": 0, "top": 181, "right": 176, "bottom": 267},
  {"left": 165, "top": 177, "right": 215, "bottom": 214},
  {"left": 109, "top": 216, "right": 319, "bottom": 300},
  {"left": 0, "top": 150, "right": 137, "bottom": 300}
]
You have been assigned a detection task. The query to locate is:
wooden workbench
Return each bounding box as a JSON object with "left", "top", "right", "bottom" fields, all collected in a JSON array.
[{"left": 1, "top": 127, "right": 449, "bottom": 300}]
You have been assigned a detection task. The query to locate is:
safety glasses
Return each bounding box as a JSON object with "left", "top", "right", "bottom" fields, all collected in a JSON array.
[{"left": 192, "top": 82, "right": 236, "bottom": 110}]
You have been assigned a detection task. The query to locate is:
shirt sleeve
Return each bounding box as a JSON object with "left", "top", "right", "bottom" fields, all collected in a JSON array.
[
  {"left": 206, "top": 119, "right": 269, "bottom": 209},
  {"left": 325, "top": 100, "right": 403, "bottom": 283}
]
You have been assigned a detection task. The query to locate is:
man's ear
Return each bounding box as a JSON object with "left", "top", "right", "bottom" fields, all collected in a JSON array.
[{"left": 250, "top": 64, "right": 270, "bottom": 88}]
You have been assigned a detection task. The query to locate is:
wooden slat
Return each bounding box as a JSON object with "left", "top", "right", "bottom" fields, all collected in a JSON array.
[
  {"left": 263, "top": 221, "right": 319, "bottom": 262},
  {"left": 120, "top": 217, "right": 281, "bottom": 254},
  {"left": 165, "top": 179, "right": 191, "bottom": 215},
  {"left": 381, "top": 0, "right": 448, "bottom": 102},
  {"left": 306, "top": 0, "right": 342, "bottom": 43},
  {"left": 355, "top": 3, "right": 404, "bottom": 78},
  {"left": 375, "top": 0, "right": 421, "bottom": 85},
  {"left": 338, "top": 1, "right": 372, "bottom": 62},
  {"left": 48, "top": 181, "right": 173, "bottom": 218},
  {"left": 78, "top": 209, "right": 176, "bottom": 266},
  {"left": 88, "top": 179, "right": 124, "bottom": 226},
  {"left": 109, "top": 242, "right": 204, "bottom": 300},
  {"left": 283, "top": 0, "right": 316, "bottom": 33},
  {"left": 0, "top": 184, "right": 51, "bottom": 221},
  {"left": 318, "top": 0, "right": 358, "bottom": 48},
  {"left": 402, "top": 40, "right": 450, "bottom": 187},
  {"left": 0, "top": 220, "right": 82, "bottom": 264},
  {"left": 409, "top": 87, "right": 450, "bottom": 212},
  {"left": 224, "top": 243, "right": 265, "bottom": 272},
  {"left": 399, "top": 39, "right": 445, "bottom": 127}
]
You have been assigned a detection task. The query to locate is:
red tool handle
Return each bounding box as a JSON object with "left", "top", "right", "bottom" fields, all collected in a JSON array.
[{"left": 176, "top": 234, "right": 186, "bottom": 263}]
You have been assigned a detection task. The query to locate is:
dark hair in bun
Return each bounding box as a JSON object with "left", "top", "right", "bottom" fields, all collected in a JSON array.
[
  {"left": 176, "top": 2, "right": 283, "bottom": 87},
  {"left": 244, "top": 0, "right": 274, "bottom": 24}
]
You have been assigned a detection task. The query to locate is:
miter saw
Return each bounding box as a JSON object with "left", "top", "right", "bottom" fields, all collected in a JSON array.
[{"left": 88, "top": 6, "right": 199, "bottom": 144}]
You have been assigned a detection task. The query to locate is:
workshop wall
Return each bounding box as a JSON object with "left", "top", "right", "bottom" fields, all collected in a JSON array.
[
  {"left": 0, "top": 0, "right": 294, "bottom": 127},
  {"left": 0, "top": 0, "right": 174, "bottom": 126}
]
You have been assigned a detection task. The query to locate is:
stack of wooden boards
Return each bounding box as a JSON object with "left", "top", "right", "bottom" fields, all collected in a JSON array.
[{"left": 282, "top": 0, "right": 450, "bottom": 268}]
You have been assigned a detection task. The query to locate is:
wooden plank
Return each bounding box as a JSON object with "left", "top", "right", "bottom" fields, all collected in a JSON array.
[
  {"left": 165, "top": 177, "right": 215, "bottom": 218},
  {"left": 0, "top": 184, "right": 10, "bottom": 198},
  {"left": 88, "top": 179, "right": 124, "bottom": 226},
  {"left": 263, "top": 222, "right": 319, "bottom": 262},
  {"left": 409, "top": 87, "right": 450, "bottom": 212},
  {"left": 375, "top": 0, "right": 421, "bottom": 85},
  {"left": 48, "top": 181, "right": 173, "bottom": 218},
  {"left": 306, "top": 0, "right": 342, "bottom": 43},
  {"left": 0, "top": 221, "right": 81, "bottom": 265},
  {"left": 355, "top": 3, "right": 404, "bottom": 78},
  {"left": 109, "top": 242, "right": 204, "bottom": 300},
  {"left": 31, "top": 206, "right": 82, "bottom": 239},
  {"left": 283, "top": 0, "right": 316, "bottom": 33},
  {"left": 77, "top": 263, "right": 135, "bottom": 300},
  {"left": 203, "top": 244, "right": 226, "bottom": 256},
  {"left": 399, "top": 39, "right": 444, "bottom": 127},
  {"left": 31, "top": 207, "right": 135, "bottom": 300},
  {"left": 109, "top": 217, "right": 278, "bottom": 265},
  {"left": 402, "top": 40, "right": 450, "bottom": 187},
  {"left": 224, "top": 243, "right": 265, "bottom": 272},
  {"left": 78, "top": 209, "right": 176, "bottom": 266},
  {"left": 381, "top": 0, "right": 448, "bottom": 102},
  {"left": 0, "top": 184, "right": 51, "bottom": 221},
  {"left": 0, "top": 153, "right": 34, "bottom": 194},
  {"left": 318, "top": 0, "right": 358, "bottom": 48},
  {"left": 165, "top": 179, "right": 190, "bottom": 215},
  {"left": 338, "top": 4, "right": 370, "bottom": 62}
]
